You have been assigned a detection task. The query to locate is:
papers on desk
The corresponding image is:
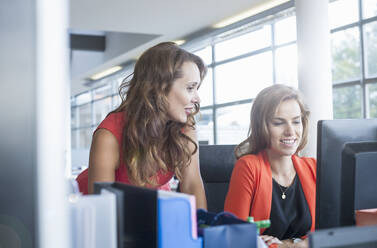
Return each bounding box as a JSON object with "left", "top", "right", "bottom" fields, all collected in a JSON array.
[
  {"left": 69, "top": 190, "right": 117, "bottom": 248},
  {"left": 257, "top": 236, "right": 268, "bottom": 248}
]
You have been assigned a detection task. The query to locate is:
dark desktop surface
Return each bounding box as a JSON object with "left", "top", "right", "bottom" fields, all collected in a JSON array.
[
  {"left": 316, "top": 119, "right": 377, "bottom": 229},
  {"left": 309, "top": 225, "right": 377, "bottom": 248}
]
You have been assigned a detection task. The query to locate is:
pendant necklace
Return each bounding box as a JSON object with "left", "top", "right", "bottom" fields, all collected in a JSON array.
[{"left": 277, "top": 183, "right": 290, "bottom": 200}]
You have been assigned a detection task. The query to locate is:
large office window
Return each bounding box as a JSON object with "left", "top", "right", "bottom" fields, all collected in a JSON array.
[
  {"left": 70, "top": 0, "right": 377, "bottom": 151},
  {"left": 70, "top": 71, "right": 124, "bottom": 150},
  {"left": 330, "top": 0, "right": 377, "bottom": 118},
  {"left": 195, "top": 9, "right": 298, "bottom": 145}
]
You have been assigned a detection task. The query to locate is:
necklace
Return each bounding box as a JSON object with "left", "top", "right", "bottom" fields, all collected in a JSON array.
[
  {"left": 276, "top": 183, "right": 289, "bottom": 200},
  {"left": 274, "top": 175, "right": 296, "bottom": 200}
]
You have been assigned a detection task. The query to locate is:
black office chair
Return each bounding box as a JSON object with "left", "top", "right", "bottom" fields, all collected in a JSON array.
[{"left": 199, "top": 145, "right": 237, "bottom": 213}]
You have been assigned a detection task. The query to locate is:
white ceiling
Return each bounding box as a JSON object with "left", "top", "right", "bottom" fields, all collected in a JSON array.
[{"left": 69, "top": 0, "right": 267, "bottom": 95}]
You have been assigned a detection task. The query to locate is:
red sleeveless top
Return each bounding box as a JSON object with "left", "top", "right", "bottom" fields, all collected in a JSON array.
[{"left": 76, "top": 112, "right": 173, "bottom": 194}]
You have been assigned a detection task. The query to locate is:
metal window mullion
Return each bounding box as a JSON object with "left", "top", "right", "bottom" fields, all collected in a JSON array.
[
  {"left": 90, "top": 89, "right": 95, "bottom": 132},
  {"left": 271, "top": 22, "right": 277, "bottom": 84},
  {"left": 365, "top": 77, "right": 377, "bottom": 84},
  {"left": 212, "top": 46, "right": 273, "bottom": 67},
  {"left": 211, "top": 44, "right": 217, "bottom": 145},
  {"left": 75, "top": 107, "right": 79, "bottom": 149},
  {"left": 365, "top": 85, "right": 371, "bottom": 118},
  {"left": 213, "top": 98, "right": 253, "bottom": 109},
  {"left": 330, "top": 22, "right": 359, "bottom": 34},
  {"left": 361, "top": 15, "right": 377, "bottom": 26},
  {"left": 274, "top": 40, "right": 296, "bottom": 49},
  {"left": 359, "top": 0, "right": 367, "bottom": 118},
  {"left": 333, "top": 80, "right": 362, "bottom": 88}
]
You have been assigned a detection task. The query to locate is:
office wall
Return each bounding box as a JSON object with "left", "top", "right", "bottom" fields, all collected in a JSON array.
[
  {"left": 0, "top": 1, "right": 37, "bottom": 246},
  {"left": 0, "top": 0, "right": 70, "bottom": 247}
]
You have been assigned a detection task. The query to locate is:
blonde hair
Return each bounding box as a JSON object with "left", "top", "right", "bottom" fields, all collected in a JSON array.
[{"left": 235, "top": 84, "right": 310, "bottom": 159}]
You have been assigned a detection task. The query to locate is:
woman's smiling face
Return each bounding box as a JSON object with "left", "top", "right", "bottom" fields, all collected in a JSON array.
[
  {"left": 267, "top": 99, "right": 303, "bottom": 158},
  {"left": 166, "top": 61, "right": 201, "bottom": 123}
]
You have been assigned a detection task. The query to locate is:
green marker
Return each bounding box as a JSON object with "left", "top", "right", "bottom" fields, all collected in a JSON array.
[{"left": 247, "top": 217, "right": 271, "bottom": 234}]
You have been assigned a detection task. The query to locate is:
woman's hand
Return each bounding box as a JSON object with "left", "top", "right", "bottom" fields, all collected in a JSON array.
[
  {"left": 274, "top": 238, "right": 309, "bottom": 248},
  {"left": 260, "top": 235, "right": 283, "bottom": 246}
]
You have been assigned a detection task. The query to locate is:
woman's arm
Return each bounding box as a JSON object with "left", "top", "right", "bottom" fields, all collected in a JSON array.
[
  {"left": 224, "top": 157, "right": 255, "bottom": 220},
  {"left": 87, "top": 129, "right": 119, "bottom": 194},
  {"left": 179, "top": 127, "right": 207, "bottom": 209}
]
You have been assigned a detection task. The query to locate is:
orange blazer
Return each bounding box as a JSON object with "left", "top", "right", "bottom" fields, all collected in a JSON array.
[{"left": 224, "top": 150, "right": 316, "bottom": 234}]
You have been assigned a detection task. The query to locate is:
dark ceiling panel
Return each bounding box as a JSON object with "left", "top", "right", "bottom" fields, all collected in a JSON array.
[{"left": 70, "top": 34, "right": 105, "bottom": 51}]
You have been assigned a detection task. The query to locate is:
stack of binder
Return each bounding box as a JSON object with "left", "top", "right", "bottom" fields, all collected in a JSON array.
[{"left": 94, "top": 182, "right": 202, "bottom": 248}]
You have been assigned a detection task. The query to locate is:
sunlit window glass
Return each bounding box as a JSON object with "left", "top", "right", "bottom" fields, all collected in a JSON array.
[
  {"left": 331, "top": 27, "right": 361, "bottom": 83},
  {"left": 118, "top": 71, "right": 133, "bottom": 93},
  {"left": 71, "top": 129, "right": 78, "bottom": 149},
  {"left": 113, "top": 95, "right": 121, "bottom": 109},
  {"left": 362, "top": 0, "right": 377, "bottom": 19},
  {"left": 275, "top": 16, "right": 297, "bottom": 45},
  {"left": 333, "top": 85, "right": 362, "bottom": 118},
  {"left": 367, "top": 83, "right": 377, "bottom": 118},
  {"left": 76, "top": 92, "right": 91, "bottom": 105},
  {"left": 71, "top": 107, "right": 77, "bottom": 129},
  {"left": 215, "top": 52, "right": 273, "bottom": 104},
  {"left": 93, "top": 97, "right": 112, "bottom": 125},
  {"left": 78, "top": 103, "right": 92, "bottom": 127},
  {"left": 215, "top": 25, "right": 271, "bottom": 62},
  {"left": 70, "top": 97, "right": 75, "bottom": 106},
  {"left": 114, "top": 76, "right": 124, "bottom": 94},
  {"left": 93, "top": 84, "right": 112, "bottom": 100},
  {"left": 194, "top": 46, "right": 212, "bottom": 65},
  {"left": 363, "top": 21, "right": 377, "bottom": 78},
  {"left": 329, "top": 0, "right": 359, "bottom": 30},
  {"left": 199, "top": 68, "right": 213, "bottom": 107},
  {"left": 216, "top": 103, "right": 252, "bottom": 145},
  {"left": 275, "top": 44, "right": 298, "bottom": 88},
  {"left": 79, "top": 128, "right": 93, "bottom": 149},
  {"left": 196, "top": 109, "right": 214, "bottom": 145}
]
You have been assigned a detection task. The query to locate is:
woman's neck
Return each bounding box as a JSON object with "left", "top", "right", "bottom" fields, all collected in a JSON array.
[{"left": 266, "top": 149, "right": 296, "bottom": 186}]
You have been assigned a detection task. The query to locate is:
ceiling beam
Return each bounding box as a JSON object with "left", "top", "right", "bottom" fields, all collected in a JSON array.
[{"left": 70, "top": 34, "right": 105, "bottom": 51}]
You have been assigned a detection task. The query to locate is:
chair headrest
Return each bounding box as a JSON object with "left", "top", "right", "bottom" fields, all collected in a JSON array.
[{"left": 199, "top": 145, "right": 237, "bottom": 182}]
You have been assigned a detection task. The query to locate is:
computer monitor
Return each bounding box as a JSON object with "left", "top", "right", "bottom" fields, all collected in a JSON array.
[
  {"left": 340, "top": 141, "right": 377, "bottom": 226},
  {"left": 309, "top": 225, "right": 377, "bottom": 248},
  {"left": 316, "top": 119, "right": 377, "bottom": 229}
]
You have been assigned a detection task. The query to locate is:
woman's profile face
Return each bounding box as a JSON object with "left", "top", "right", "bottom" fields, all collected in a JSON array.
[
  {"left": 166, "top": 61, "right": 201, "bottom": 123},
  {"left": 266, "top": 99, "right": 303, "bottom": 158}
]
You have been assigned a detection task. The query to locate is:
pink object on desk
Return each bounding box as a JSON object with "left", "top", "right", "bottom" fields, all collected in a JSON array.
[{"left": 355, "top": 208, "right": 377, "bottom": 226}]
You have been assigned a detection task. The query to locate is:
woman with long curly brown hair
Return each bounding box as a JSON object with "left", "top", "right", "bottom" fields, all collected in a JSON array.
[{"left": 76, "top": 42, "right": 207, "bottom": 209}]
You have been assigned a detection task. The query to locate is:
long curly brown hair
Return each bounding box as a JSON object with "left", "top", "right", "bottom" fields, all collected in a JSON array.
[
  {"left": 112, "top": 42, "right": 207, "bottom": 186},
  {"left": 235, "top": 84, "right": 310, "bottom": 159}
]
